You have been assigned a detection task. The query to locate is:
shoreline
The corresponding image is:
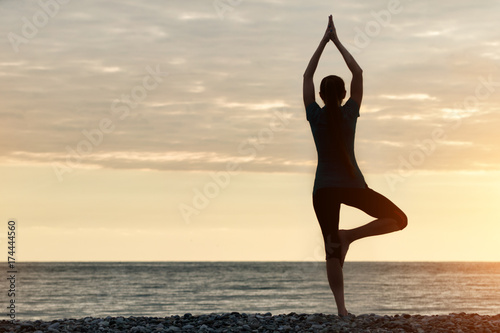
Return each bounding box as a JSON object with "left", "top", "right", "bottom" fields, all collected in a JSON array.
[{"left": 2, "top": 312, "right": 500, "bottom": 333}]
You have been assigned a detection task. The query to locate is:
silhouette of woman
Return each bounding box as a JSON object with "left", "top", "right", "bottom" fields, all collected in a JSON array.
[{"left": 303, "top": 15, "right": 408, "bottom": 316}]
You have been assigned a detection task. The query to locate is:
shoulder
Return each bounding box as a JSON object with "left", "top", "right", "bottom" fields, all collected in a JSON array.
[
  {"left": 342, "top": 98, "right": 360, "bottom": 118},
  {"left": 305, "top": 101, "right": 322, "bottom": 121}
]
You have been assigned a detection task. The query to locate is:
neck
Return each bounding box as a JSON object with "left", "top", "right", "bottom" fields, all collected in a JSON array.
[{"left": 325, "top": 101, "right": 341, "bottom": 110}]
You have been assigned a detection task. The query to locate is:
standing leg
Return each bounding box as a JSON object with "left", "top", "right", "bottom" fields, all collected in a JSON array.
[
  {"left": 313, "top": 188, "right": 348, "bottom": 316},
  {"left": 326, "top": 258, "right": 348, "bottom": 316}
]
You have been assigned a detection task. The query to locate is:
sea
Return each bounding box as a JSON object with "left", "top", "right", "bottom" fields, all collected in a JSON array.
[{"left": 4, "top": 262, "right": 500, "bottom": 321}]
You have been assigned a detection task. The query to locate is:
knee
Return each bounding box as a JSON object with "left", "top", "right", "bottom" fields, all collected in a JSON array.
[{"left": 396, "top": 211, "right": 408, "bottom": 230}]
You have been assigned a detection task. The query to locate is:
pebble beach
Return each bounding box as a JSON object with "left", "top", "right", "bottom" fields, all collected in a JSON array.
[{"left": 2, "top": 312, "right": 500, "bottom": 333}]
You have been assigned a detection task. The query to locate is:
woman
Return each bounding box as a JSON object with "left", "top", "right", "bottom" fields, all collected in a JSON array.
[{"left": 303, "top": 15, "right": 408, "bottom": 316}]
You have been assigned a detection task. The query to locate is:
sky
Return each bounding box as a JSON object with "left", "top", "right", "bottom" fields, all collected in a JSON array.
[{"left": 0, "top": 0, "right": 499, "bottom": 261}]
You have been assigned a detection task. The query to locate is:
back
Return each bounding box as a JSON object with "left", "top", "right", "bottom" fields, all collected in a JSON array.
[{"left": 306, "top": 98, "right": 366, "bottom": 193}]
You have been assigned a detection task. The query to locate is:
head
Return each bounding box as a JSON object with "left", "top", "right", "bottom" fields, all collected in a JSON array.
[{"left": 319, "top": 75, "right": 346, "bottom": 107}]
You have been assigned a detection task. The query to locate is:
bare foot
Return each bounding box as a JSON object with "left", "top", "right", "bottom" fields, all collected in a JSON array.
[
  {"left": 338, "top": 230, "right": 350, "bottom": 267},
  {"left": 338, "top": 309, "right": 349, "bottom": 317}
]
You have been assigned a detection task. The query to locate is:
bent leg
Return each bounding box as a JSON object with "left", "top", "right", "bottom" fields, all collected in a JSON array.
[
  {"left": 345, "top": 218, "right": 400, "bottom": 243},
  {"left": 341, "top": 187, "right": 408, "bottom": 244}
]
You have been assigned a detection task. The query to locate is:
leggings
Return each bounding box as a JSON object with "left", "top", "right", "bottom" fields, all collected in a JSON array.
[{"left": 312, "top": 185, "right": 407, "bottom": 260}]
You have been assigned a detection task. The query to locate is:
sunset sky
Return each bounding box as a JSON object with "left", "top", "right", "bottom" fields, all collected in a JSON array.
[{"left": 1, "top": 0, "right": 499, "bottom": 261}]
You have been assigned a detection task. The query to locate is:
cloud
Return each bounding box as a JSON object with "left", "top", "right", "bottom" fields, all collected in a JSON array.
[
  {"left": 379, "top": 94, "right": 438, "bottom": 101},
  {"left": 1, "top": 0, "right": 499, "bottom": 174}
]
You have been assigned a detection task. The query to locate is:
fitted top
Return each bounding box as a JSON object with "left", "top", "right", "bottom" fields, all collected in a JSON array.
[{"left": 306, "top": 98, "right": 366, "bottom": 194}]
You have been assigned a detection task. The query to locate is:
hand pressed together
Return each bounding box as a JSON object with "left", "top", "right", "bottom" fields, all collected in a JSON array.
[{"left": 322, "top": 14, "right": 339, "bottom": 43}]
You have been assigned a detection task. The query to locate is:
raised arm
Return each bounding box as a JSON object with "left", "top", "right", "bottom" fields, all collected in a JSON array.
[
  {"left": 303, "top": 15, "right": 334, "bottom": 108},
  {"left": 329, "top": 19, "right": 363, "bottom": 107}
]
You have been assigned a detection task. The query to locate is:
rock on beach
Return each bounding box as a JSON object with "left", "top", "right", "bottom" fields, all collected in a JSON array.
[{"left": 1, "top": 312, "right": 499, "bottom": 333}]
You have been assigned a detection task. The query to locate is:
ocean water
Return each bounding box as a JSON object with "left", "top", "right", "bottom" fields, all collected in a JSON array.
[{"left": 4, "top": 262, "right": 500, "bottom": 321}]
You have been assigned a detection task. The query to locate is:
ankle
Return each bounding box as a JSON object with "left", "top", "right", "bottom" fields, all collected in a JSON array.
[{"left": 338, "top": 309, "right": 348, "bottom": 317}]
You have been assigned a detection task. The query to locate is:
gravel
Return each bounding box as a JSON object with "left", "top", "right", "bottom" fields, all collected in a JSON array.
[{"left": 1, "top": 312, "right": 499, "bottom": 332}]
